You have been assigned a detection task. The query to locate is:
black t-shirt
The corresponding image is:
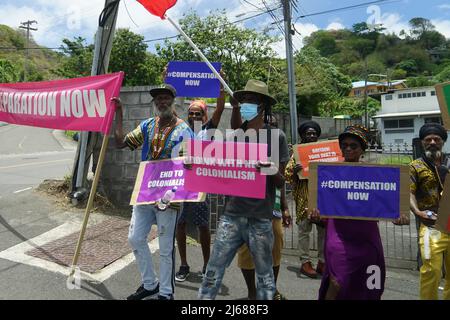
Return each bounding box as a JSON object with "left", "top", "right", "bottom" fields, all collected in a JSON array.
[{"left": 223, "top": 125, "right": 290, "bottom": 219}]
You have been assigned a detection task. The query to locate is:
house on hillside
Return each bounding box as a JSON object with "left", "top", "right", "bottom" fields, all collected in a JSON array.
[
  {"left": 373, "top": 86, "right": 450, "bottom": 153},
  {"left": 349, "top": 80, "right": 407, "bottom": 97}
]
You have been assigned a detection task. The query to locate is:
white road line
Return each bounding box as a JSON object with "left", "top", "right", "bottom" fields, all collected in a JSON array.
[
  {"left": 0, "top": 222, "right": 158, "bottom": 283},
  {"left": 0, "top": 158, "right": 72, "bottom": 170},
  {"left": 13, "top": 187, "right": 33, "bottom": 194},
  {"left": 18, "top": 136, "right": 27, "bottom": 150},
  {"left": 0, "top": 150, "right": 75, "bottom": 160}
]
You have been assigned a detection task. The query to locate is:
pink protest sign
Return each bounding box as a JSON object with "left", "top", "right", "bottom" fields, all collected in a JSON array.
[
  {"left": 184, "top": 139, "right": 268, "bottom": 199},
  {"left": 130, "top": 157, "right": 205, "bottom": 205},
  {"left": 0, "top": 72, "right": 124, "bottom": 134}
]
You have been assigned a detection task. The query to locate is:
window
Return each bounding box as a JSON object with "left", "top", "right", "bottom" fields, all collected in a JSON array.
[
  {"left": 425, "top": 117, "right": 443, "bottom": 124},
  {"left": 398, "top": 93, "right": 403, "bottom": 99},
  {"left": 384, "top": 118, "right": 414, "bottom": 129},
  {"left": 412, "top": 92, "right": 417, "bottom": 97},
  {"left": 385, "top": 94, "right": 393, "bottom": 100},
  {"left": 431, "top": 91, "right": 436, "bottom": 96},
  {"left": 407, "top": 93, "right": 412, "bottom": 98}
]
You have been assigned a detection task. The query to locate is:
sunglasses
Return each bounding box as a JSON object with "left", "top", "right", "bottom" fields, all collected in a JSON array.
[
  {"left": 340, "top": 143, "right": 360, "bottom": 150},
  {"left": 189, "top": 111, "right": 203, "bottom": 117}
]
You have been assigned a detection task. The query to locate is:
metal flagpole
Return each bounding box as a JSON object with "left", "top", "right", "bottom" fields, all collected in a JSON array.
[{"left": 165, "top": 14, "right": 234, "bottom": 97}]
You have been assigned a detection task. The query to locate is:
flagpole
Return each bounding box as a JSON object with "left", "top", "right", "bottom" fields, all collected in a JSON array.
[
  {"left": 165, "top": 14, "right": 234, "bottom": 97},
  {"left": 68, "top": 132, "right": 110, "bottom": 280}
]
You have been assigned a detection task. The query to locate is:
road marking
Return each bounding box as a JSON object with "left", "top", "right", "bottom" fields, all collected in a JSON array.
[
  {"left": 0, "top": 150, "right": 75, "bottom": 160},
  {"left": 0, "top": 222, "right": 159, "bottom": 283},
  {"left": 18, "top": 136, "right": 27, "bottom": 150},
  {"left": 0, "top": 158, "right": 71, "bottom": 170},
  {"left": 13, "top": 187, "right": 33, "bottom": 194}
]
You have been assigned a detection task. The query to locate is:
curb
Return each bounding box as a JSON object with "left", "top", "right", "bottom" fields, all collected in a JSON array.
[{"left": 52, "top": 130, "right": 77, "bottom": 151}]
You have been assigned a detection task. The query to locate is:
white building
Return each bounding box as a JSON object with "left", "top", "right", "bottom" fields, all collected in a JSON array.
[{"left": 374, "top": 86, "right": 450, "bottom": 153}]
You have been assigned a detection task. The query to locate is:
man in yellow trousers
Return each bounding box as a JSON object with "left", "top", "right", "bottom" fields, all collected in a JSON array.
[{"left": 410, "top": 123, "right": 450, "bottom": 300}]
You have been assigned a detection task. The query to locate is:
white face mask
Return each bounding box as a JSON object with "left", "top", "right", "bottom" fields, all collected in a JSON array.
[{"left": 240, "top": 103, "right": 259, "bottom": 121}]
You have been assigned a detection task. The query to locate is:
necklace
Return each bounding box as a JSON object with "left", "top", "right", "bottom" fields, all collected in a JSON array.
[{"left": 151, "top": 116, "right": 177, "bottom": 159}]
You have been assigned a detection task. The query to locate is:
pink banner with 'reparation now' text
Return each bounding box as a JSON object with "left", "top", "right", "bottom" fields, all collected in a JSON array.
[{"left": 0, "top": 72, "right": 124, "bottom": 134}]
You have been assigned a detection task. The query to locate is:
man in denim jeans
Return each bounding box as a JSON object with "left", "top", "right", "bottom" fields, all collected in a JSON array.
[
  {"left": 113, "top": 84, "right": 192, "bottom": 300},
  {"left": 198, "top": 80, "right": 290, "bottom": 300}
]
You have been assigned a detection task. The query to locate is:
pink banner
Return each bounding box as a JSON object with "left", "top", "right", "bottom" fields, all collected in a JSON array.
[
  {"left": 185, "top": 139, "right": 267, "bottom": 199},
  {"left": 0, "top": 72, "right": 124, "bottom": 133}
]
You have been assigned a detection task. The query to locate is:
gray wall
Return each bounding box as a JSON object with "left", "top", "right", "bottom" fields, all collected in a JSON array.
[{"left": 99, "top": 86, "right": 360, "bottom": 207}]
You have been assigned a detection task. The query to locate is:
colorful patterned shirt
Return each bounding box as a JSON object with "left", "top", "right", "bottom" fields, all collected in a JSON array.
[
  {"left": 410, "top": 157, "right": 448, "bottom": 224},
  {"left": 125, "top": 117, "right": 192, "bottom": 161},
  {"left": 285, "top": 155, "right": 309, "bottom": 223}
]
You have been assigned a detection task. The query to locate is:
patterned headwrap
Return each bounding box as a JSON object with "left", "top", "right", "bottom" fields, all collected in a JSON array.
[
  {"left": 419, "top": 123, "right": 448, "bottom": 142},
  {"left": 339, "top": 124, "right": 370, "bottom": 150},
  {"left": 188, "top": 100, "right": 208, "bottom": 122}
]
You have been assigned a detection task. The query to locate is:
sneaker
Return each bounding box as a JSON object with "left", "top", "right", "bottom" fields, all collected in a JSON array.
[
  {"left": 175, "top": 265, "right": 190, "bottom": 282},
  {"left": 300, "top": 261, "right": 318, "bottom": 279},
  {"left": 273, "top": 290, "right": 287, "bottom": 300},
  {"left": 126, "top": 283, "right": 159, "bottom": 300},
  {"left": 158, "top": 294, "right": 174, "bottom": 300},
  {"left": 316, "top": 260, "right": 325, "bottom": 275}
]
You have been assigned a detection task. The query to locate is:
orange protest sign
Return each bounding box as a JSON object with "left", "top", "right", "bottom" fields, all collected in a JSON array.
[{"left": 293, "top": 140, "right": 344, "bottom": 178}]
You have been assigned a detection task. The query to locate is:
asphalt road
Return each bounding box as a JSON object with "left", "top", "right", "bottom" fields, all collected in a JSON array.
[{"left": 0, "top": 123, "right": 423, "bottom": 301}]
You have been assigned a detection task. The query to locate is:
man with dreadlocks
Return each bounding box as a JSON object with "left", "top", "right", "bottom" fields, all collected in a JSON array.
[{"left": 198, "top": 80, "right": 290, "bottom": 300}]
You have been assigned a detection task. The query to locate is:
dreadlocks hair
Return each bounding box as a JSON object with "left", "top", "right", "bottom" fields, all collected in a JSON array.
[{"left": 263, "top": 103, "right": 272, "bottom": 125}]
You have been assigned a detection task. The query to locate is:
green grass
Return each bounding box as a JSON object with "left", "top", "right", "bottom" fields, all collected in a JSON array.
[
  {"left": 65, "top": 130, "right": 77, "bottom": 139},
  {"left": 379, "top": 155, "right": 412, "bottom": 165}
]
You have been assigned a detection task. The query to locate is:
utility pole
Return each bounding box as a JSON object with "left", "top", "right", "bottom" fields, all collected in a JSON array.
[
  {"left": 19, "top": 20, "right": 37, "bottom": 82},
  {"left": 71, "top": 0, "right": 120, "bottom": 198},
  {"left": 281, "top": 0, "right": 298, "bottom": 143}
]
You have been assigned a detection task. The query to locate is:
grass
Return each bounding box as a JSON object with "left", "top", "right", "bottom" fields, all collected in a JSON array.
[
  {"left": 65, "top": 130, "right": 77, "bottom": 139},
  {"left": 379, "top": 155, "right": 412, "bottom": 165}
]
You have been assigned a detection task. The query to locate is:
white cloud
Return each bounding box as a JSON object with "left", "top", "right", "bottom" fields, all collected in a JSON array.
[
  {"left": 271, "top": 22, "right": 319, "bottom": 58},
  {"left": 326, "top": 22, "right": 345, "bottom": 31},
  {"left": 377, "top": 12, "right": 409, "bottom": 35},
  {"left": 432, "top": 19, "right": 450, "bottom": 38},
  {"left": 437, "top": 4, "right": 450, "bottom": 10}
]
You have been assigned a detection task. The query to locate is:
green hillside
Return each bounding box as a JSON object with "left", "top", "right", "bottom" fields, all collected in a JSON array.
[{"left": 0, "top": 24, "right": 63, "bottom": 82}]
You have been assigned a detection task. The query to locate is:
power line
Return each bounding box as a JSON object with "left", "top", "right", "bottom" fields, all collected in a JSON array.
[
  {"left": 294, "top": 0, "right": 399, "bottom": 22},
  {"left": 143, "top": 4, "right": 283, "bottom": 43}
]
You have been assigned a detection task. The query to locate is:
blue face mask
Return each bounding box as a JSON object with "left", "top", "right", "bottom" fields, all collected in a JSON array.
[{"left": 240, "top": 103, "right": 259, "bottom": 121}]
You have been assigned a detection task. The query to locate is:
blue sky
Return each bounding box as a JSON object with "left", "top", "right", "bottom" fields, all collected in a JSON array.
[{"left": 1, "top": 0, "right": 449, "bottom": 57}]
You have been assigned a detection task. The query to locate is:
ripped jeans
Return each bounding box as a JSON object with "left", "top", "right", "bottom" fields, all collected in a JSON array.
[
  {"left": 128, "top": 204, "right": 178, "bottom": 297},
  {"left": 198, "top": 215, "right": 275, "bottom": 300}
]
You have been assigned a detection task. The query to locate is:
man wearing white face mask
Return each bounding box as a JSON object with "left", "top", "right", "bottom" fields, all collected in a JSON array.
[{"left": 198, "top": 79, "right": 290, "bottom": 300}]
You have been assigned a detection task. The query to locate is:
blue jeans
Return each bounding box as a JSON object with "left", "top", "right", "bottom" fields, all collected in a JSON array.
[
  {"left": 128, "top": 204, "right": 178, "bottom": 297},
  {"left": 198, "top": 215, "right": 275, "bottom": 300}
]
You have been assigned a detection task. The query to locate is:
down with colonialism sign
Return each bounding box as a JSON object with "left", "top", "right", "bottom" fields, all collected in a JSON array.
[{"left": 308, "top": 162, "right": 410, "bottom": 220}]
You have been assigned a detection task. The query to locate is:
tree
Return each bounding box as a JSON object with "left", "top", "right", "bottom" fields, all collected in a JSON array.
[
  {"left": 436, "top": 65, "right": 450, "bottom": 82},
  {"left": 155, "top": 10, "right": 279, "bottom": 93},
  {"left": 294, "top": 47, "right": 352, "bottom": 116},
  {"left": 0, "top": 59, "right": 19, "bottom": 83},
  {"left": 304, "top": 30, "right": 338, "bottom": 57},
  {"left": 56, "top": 37, "right": 94, "bottom": 78},
  {"left": 109, "top": 29, "right": 164, "bottom": 86},
  {"left": 409, "top": 17, "right": 435, "bottom": 39}
]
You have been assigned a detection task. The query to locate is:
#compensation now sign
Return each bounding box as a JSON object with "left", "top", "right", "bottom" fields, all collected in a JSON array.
[{"left": 0, "top": 72, "right": 124, "bottom": 133}]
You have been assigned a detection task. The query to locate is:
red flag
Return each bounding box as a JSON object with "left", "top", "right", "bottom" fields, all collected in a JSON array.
[{"left": 137, "top": 0, "right": 177, "bottom": 19}]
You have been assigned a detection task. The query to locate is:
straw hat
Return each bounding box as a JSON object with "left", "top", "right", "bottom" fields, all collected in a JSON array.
[{"left": 233, "top": 79, "right": 276, "bottom": 106}]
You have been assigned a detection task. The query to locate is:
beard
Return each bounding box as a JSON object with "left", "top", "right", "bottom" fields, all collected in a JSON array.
[
  {"left": 425, "top": 149, "right": 442, "bottom": 160},
  {"left": 154, "top": 104, "right": 174, "bottom": 119}
]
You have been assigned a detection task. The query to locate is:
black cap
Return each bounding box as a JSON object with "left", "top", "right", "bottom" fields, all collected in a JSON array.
[{"left": 149, "top": 83, "right": 177, "bottom": 98}]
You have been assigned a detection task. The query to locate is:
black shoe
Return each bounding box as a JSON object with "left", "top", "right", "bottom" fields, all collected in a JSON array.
[
  {"left": 175, "top": 265, "right": 190, "bottom": 282},
  {"left": 158, "top": 294, "right": 174, "bottom": 300},
  {"left": 126, "top": 283, "right": 159, "bottom": 300}
]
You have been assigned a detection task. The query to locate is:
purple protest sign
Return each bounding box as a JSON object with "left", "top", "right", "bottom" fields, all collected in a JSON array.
[
  {"left": 130, "top": 158, "right": 204, "bottom": 205},
  {"left": 316, "top": 164, "right": 401, "bottom": 220}
]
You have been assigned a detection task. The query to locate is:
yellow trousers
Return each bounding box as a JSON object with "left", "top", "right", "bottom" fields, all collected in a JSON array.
[{"left": 419, "top": 223, "right": 450, "bottom": 300}]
